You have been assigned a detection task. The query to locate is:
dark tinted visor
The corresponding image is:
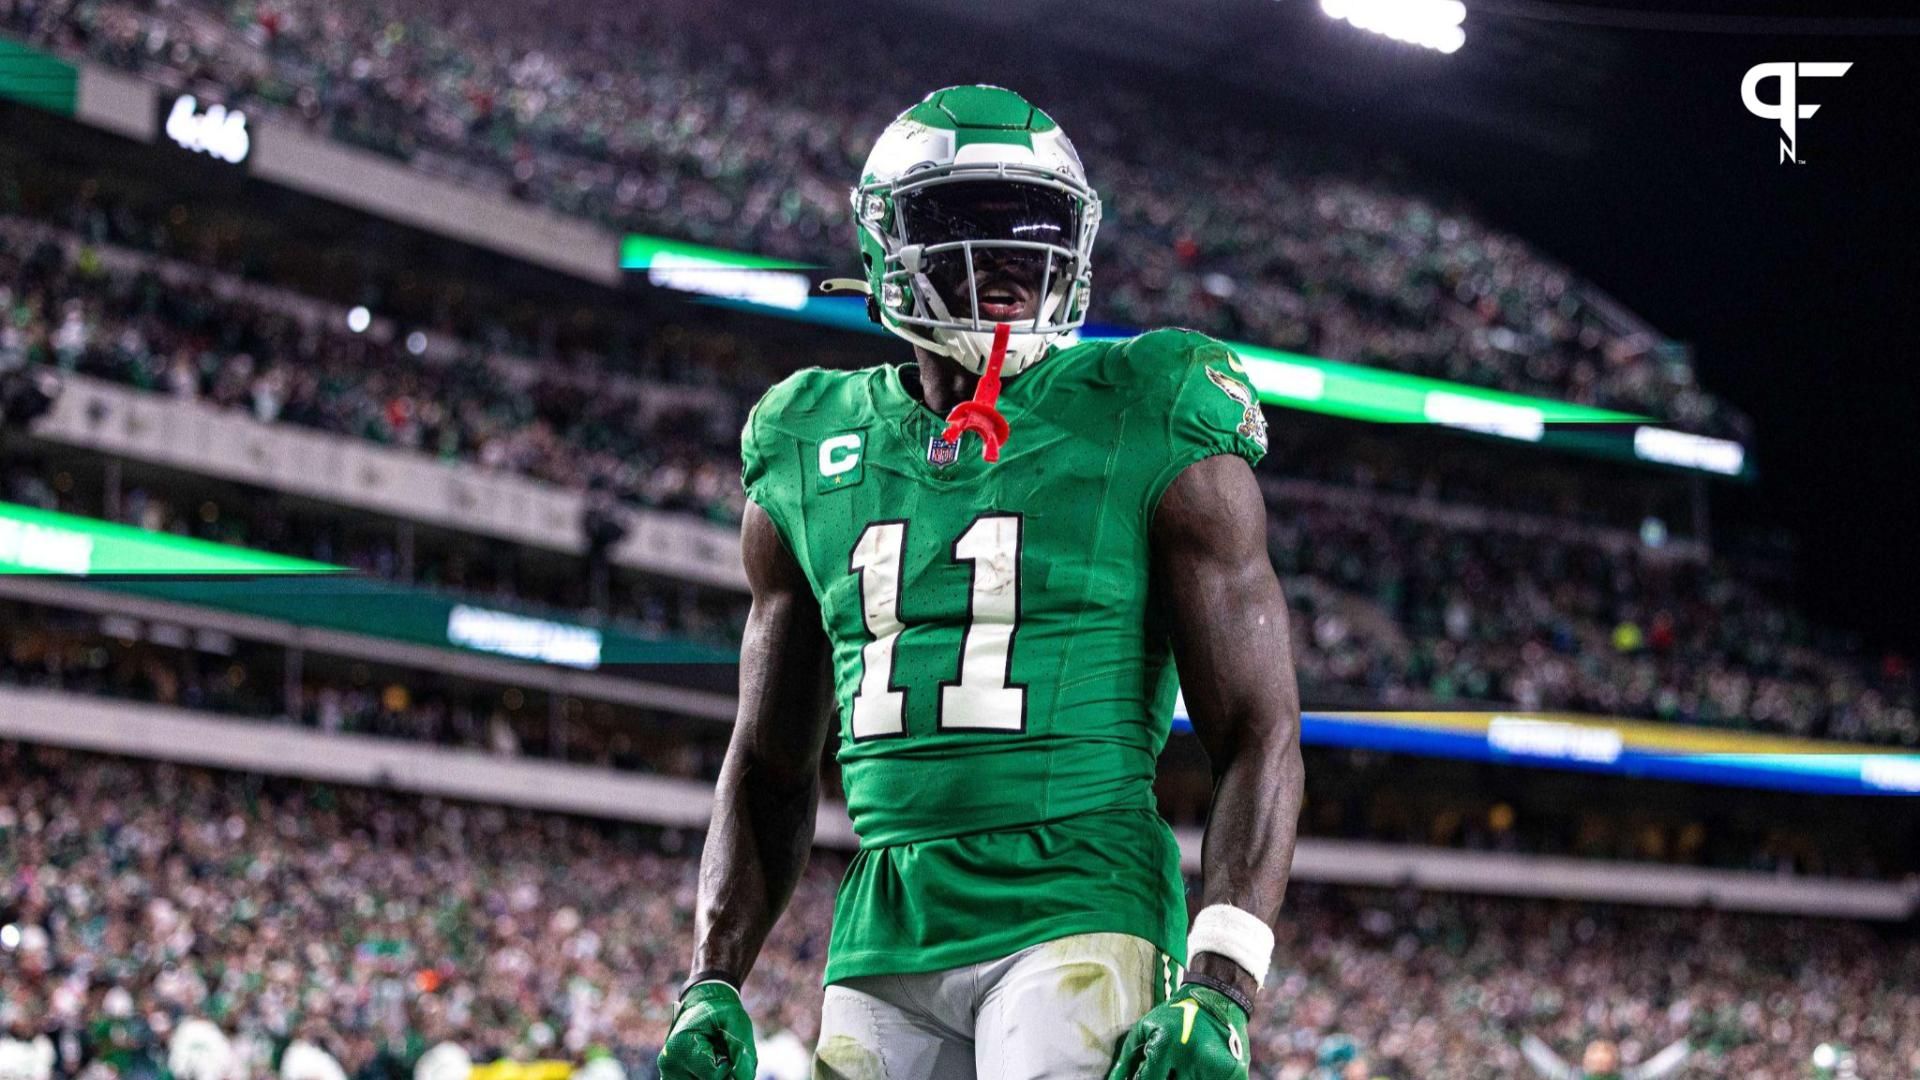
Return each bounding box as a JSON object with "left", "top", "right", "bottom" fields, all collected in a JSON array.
[{"left": 897, "top": 181, "right": 1076, "bottom": 250}]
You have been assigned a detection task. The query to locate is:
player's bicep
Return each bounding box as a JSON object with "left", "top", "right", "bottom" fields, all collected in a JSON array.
[
  {"left": 1149, "top": 454, "right": 1298, "bottom": 763},
  {"left": 734, "top": 500, "right": 833, "bottom": 786}
]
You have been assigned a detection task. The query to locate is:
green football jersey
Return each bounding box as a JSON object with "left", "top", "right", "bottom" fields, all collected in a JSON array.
[{"left": 740, "top": 328, "right": 1268, "bottom": 983}]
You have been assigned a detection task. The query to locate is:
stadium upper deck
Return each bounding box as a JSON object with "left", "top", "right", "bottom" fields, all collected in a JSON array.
[
  {"left": 0, "top": 206, "right": 1910, "bottom": 745},
  {"left": 3, "top": 0, "right": 1743, "bottom": 434}
]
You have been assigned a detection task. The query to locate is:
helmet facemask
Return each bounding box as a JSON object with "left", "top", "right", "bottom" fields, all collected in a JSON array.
[{"left": 859, "top": 162, "right": 1099, "bottom": 376}]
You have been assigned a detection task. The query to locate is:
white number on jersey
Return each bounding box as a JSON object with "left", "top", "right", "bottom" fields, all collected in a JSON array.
[
  {"left": 940, "top": 514, "right": 1025, "bottom": 731},
  {"left": 846, "top": 514, "right": 1026, "bottom": 739},
  {"left": 849, "top": 520, "right": 908, "bottom": 739}
]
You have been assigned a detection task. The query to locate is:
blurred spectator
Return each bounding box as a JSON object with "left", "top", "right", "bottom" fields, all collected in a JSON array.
[
  {"left": 0, "top": 607, "right": 729, "bottom": 780},
  {"left": 1264, "top": 493, "right": 1918, "bottom": 745}
]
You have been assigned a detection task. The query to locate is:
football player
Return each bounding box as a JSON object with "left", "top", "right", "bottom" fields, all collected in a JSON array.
[{"left": 658, "top": 85, "right": 1305, "bottom": 1080}]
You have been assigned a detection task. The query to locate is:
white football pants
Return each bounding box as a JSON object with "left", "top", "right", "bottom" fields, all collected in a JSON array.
[{"left": 812, "top": 932, "right": 1179, "bottom": 1080}]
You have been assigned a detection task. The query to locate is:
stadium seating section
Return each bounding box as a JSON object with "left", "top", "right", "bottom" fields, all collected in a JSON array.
[
  {"left": 0, "top": 6, "right": 1914, "bottom": 1079},
  {"left": 2, "top": 215, "right": 1910, "bottom": 744},
  {"left": 1, "top": 745, "right": 1913, "bottom": 1080},
  {"left": 5, "top": 0, "right": 1747, "bottom": 435}
]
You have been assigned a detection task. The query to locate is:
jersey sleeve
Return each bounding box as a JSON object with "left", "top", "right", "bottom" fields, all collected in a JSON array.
[
  {"left": 739, "top": 380, "right": 802, "bottom": 553},
  {"left": 1135, "top": 330, "right": 1270, "bottom": 513}
]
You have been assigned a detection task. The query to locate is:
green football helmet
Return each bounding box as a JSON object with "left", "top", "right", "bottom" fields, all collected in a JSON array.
[{"left": 844, "top": 85, "right": 1102, "bottom": 377}]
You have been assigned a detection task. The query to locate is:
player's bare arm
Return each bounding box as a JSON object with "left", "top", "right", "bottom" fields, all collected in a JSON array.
[
  {"left": 1107, "top": 451, "right": 1303, "bottom": 1080},
  {"left": 1152, "top": 452, "right": 1305, "bottom": 1003},
  {"left": 659, "top": 503, "right": 832, "bottom": 1079},
  {"left": 692, "top": 502, "right": 833, "bottom": 981}
]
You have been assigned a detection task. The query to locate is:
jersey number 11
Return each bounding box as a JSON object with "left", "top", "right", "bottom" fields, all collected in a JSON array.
[{"left": 847, "top": 514, "right": 1026, "bottom": 739}]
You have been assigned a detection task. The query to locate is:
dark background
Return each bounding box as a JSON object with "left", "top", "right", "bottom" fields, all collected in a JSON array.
[
  {"left": 1423, "top": 19, "right": 1920, "bottom": 661},
  {"left": 893, "top": 0, "right": 1920, "bottom": 656}
]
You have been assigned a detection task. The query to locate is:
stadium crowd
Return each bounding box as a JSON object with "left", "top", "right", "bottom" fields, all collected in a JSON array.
[
  {"left": 2, "top": 0, "right": 1744, "bottom": 435},
  {"left": 0, "top": 602, "right": 727, "bottom": 780},
  {"left": 3, "top": 5, "right": 1913, "bottom": 1078},
  {"left": 9, "top": 600, "right": 1905, "bottom": 881},
  {"left": 1267, "top": 493, "right": 1919, "bottom": 746},
  {"left": 2, "top": 216, "right": 1912, "bottom": 744},
  {"left": 2, "top": 744, "right": 1916, "bottom": 1080},
  {"left": 0, "top": 218, "right": 751, "bottom": 527}
]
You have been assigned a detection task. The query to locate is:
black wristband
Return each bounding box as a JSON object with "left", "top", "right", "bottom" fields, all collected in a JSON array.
[
  {"left": 679, "top": 969, "right": 741, "bottom": 1001},
  {"left": 1180, "top": 970, "right": 1255, "bottom": 1020}
]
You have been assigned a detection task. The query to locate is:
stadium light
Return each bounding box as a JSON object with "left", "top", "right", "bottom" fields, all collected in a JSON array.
[
  {"left": 346, "top": 306, "right": 371, "bottom": 334},
  {"left": 1319, "top": 0, "right": 1466, "bottom": 54}
]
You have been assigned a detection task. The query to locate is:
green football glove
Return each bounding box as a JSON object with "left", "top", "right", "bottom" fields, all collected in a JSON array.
[
  {"left": 1106, "top": 983, "right": 1250, "bottom": 1080},
  {"left": 657, "top": 981, "right": 756, "bottom": 1080}
]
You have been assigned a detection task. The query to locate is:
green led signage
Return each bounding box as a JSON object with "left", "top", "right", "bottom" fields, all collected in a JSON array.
[
  {"left": 0, "top": 502, "right": 735, "bottom": 667},
  {"left": 0, "top": 501, "right": 334, "bottom": 576}
]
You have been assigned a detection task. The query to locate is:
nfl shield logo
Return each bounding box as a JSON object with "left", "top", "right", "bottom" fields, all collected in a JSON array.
[{"left": 926, "top": 436, "right": 960, "bottom": 468}]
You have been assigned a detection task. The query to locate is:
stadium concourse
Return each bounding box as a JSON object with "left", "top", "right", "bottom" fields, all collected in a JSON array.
[
  {"left": 3, "top": 744, "right": 1919, "bottom": 1080},
  {"left": 0, "top": 212, "right": 1912, "bottom": 744}
]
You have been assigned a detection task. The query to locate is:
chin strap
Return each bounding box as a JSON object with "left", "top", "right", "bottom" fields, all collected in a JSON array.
[{"left": 941, "top": 322, "right": 1012, "bottom": 463}]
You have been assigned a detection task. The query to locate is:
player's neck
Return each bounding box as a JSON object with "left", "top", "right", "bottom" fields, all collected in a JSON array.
[{"left": 906, "top": 347, "right": 980, "bottom": 417}]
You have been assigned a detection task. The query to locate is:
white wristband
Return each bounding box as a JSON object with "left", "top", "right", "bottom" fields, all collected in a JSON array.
[{"left": 1187, "top": 904, "right": 1274, "bottom": 989}]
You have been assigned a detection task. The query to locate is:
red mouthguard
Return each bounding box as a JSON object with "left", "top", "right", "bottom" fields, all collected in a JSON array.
[{"left": 941, "top": 322, "right": 1012, "bottom": 463}]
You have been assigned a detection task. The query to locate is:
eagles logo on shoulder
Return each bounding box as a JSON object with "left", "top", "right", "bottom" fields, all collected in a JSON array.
[{"left": 1205, "top": 366, "right": 1268, "bottom": 451}]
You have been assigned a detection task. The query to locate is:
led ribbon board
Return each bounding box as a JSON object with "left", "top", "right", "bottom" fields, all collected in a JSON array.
[
  {"left": 1173, "top": 703, "right": 1920, "bottom": 796},
  {"left": 0, "top": 500, "right": 329, "bottom": 576},
  {"left": 621, "top": 232, "right": 1753, "bottom": 480},
  {"left": 0, "top": 38, "right": 78, "bottom": 115},
  {"left": 0, "top": 502, "right": 733, "bottom": 667},
  {"left": 620, "top": 235, "right": 815, "bottom": 310}
]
